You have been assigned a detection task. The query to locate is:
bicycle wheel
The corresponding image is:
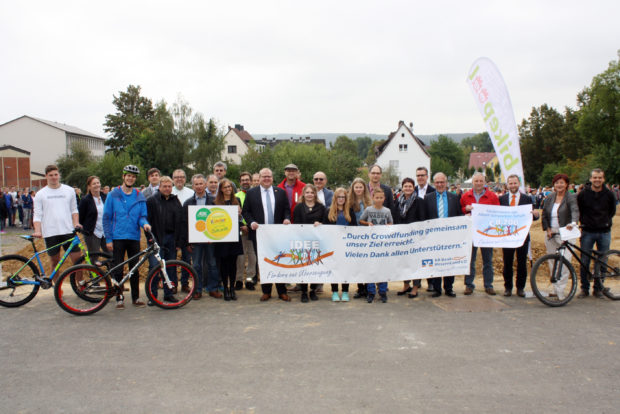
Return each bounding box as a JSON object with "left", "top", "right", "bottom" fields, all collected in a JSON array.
[
  {"left": 71, "top": 252, "right": 113, "bottom": 302},
  {"left": 54, "top": 264, "right": 112, "bottom": 315},
  {"left": 530, "top": 254, "right": 577, "bottom": 307},
  {"left": 145, "top": 260, "right": 196, "bottom": 309},
  {"left": 0, "top": 255, "right": 40, "bottom": 307},
  {"left": 595, "top": 249, "right": 620, "bottom": 300}
]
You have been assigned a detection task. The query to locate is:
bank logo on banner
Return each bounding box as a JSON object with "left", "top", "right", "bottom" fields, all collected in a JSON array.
[
  {"left": 421, "top": 259, "right": 433, "bottom": 267},
  {"left": 263, "top": 239, "right": 335, "bottom": 269},
  {"left": 188, "top": 205, "right": 239, "bottom": 243}
]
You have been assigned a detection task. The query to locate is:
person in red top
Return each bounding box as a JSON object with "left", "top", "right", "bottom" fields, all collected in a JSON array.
[
  {"left": 277, "top": 163, "right": 305, "bottom": 221},
  {"left": 460, "top": 172, "right": 500, "bottom": 295}
]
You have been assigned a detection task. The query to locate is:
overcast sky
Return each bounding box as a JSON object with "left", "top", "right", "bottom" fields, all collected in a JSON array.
[{"left": 1, "top": 0, "right": 618, "bottom": 139}]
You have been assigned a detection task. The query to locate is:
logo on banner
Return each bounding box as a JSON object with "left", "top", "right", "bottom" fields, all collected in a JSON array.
[
  {"left": 194, "top": 207, "right": 233, "bottom": 240},
  {"left": 264, "top": 239, "right": 334, "bottom": 269},
  {"left": 476, "top": 223, "right": 527, "bottom": 238},
  {"left": 421, "top": 259, "right": 434, "bottom": 267}
]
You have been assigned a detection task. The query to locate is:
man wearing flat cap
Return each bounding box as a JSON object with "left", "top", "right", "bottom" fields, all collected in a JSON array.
[{"left": 277, "top": 163, "right": 305, "bottom": 220}]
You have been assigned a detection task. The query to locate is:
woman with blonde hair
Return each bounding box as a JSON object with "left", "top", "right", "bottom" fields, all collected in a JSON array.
[
  {"left": 346, "top": 177, "right": 372, "bottom": 298},
  {"left": 323, "top": 187, "right": 357, "bottom": 301}
]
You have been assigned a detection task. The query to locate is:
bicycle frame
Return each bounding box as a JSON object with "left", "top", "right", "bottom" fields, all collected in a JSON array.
[
  {"left": 7, "top": 234, "right": 86, "bottom": 287},
  {"left": 556, "top": 240, "right": 606, "bottom": 281},
  {"left": 95, "top": 238, "right": 173, "bottom": 291}
]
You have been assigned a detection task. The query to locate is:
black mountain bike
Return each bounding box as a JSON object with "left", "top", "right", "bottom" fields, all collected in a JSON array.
[
  {"left": 530, "top": 239, "right": 619, "bottom": 307},
  {"left": 54, "top": 232, "right": 197, "bottom": 315}
]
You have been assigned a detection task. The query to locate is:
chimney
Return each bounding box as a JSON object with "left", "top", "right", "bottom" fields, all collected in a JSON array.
[{"left": 234, "top": 124, "right": 244, "bottom": 131}]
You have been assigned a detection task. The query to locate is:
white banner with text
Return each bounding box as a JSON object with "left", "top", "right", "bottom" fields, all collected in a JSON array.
[
  {"left": 471, "top": 203, "right": 533, "bottom": 248},
  {"left": 256, "top": 217, "right": 472, "bottom": 284}
]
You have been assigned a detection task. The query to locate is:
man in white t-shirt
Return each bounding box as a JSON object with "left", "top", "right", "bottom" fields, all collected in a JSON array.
[{"left": 33, "top": 165, "right": 81, "bottom": 279}]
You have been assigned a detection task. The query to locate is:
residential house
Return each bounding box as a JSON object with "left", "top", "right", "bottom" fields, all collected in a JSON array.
[{"left": 374, "top": 121, "right": 430, "bottom": 186}]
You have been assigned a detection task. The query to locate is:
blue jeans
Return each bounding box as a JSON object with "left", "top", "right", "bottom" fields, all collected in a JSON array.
[
  {"left": 148, "top": 233, "right": 177, "bottom": 298},
  {"left": 580, "top": 231, "right": 611, "bottom": 292},
  {"left": 191, "top": 244, "right": 220, "bottom": 292},
  {"left": 367, "top": 282, "right": 387, "bottom": 295},
  {"left": 466, "top": 247, "right": 494, "bottom": 289}
]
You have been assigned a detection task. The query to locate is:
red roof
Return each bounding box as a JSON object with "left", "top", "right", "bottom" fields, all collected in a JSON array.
[
  {"left": 468, "top": 152, "right": 496, "bottom": 169},
  {"left": 229, "top": 127, "right": 254, "bottom": 142}
]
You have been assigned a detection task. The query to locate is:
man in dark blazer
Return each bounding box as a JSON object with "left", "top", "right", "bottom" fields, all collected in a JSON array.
[
  {"left": 242, "top": 167, "right": 292, "bottom": 302},
  {"left": 415, "top": 166, "right": 435, "bottom": 200},
  {"left": 500, "top": 174, "right": 539, "bottom": 297},
  {"left": 414, "top": 166, "right": 435, "bottom": 292},
  {"left": 368, "top": 164, "right": 394, "bottom": 210},
  {"left": 419, "top": 172, "right": 462, "bottom": 297}
]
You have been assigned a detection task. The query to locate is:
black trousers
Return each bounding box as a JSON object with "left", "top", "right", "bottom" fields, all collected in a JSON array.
[
  {"left": 331, "top": 283, "right": 349, "bottom": 292},
  {"left": 252, "top": 239, "right": 286, "bottom": 295},
  {"left": 502, "top": 242, "right": 529, "bottom": 291},
  {"left": 300, "top": 283, "right": 319, "bottom": 293},
  {"left": 220, "top": 255, "right": 238, "bottom": 289},
  {"left": 112, "top": 239, "right": 141, "bottom": 301},
  {"left": 431, "top": 276, "right": 454, "bottom": 293}
]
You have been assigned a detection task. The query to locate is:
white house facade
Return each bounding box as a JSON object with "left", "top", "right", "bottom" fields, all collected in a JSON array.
[
  {"left": 375, "top": 121, "right": 431, "bottom": 186},
  {"left": 221, "top": 124, "right": 253, "bottom": 165},
  {"left": 0, "top": 115, "right": 105, "bottom": 175}
]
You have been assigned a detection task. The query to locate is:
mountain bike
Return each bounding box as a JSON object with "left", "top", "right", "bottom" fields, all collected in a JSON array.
[
  {"left": 0, "top": 229, "right": 112, "bottom": 307},
  {"left": 54, "top": 231, "right": 197, "bottom": 315},
  {"left": 530, "top": 239, "right": 619, "bottom": 307}
]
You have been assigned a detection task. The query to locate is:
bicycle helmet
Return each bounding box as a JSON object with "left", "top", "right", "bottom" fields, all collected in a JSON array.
[{"left": 123, "top": 164, "right": 140, "bottom": 175}]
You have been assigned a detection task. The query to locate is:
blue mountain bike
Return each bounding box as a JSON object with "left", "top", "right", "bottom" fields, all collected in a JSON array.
[{"left": 0, "top": 229, "right": 112, "bottom": 307}]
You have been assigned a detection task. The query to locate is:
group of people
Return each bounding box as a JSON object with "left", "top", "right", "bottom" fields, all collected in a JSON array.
[
  {"left": 24, "top": 158, "right": 617, "bottom": 309},
  {"left": 0, "top": 186, "right": 35, "bottom": 232}
]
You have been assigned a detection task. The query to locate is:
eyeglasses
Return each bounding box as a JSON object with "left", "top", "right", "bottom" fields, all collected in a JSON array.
[
  {"left": 336, "top": 196, "right": 346, "bottom": 199},
  {"left": 173, "top": 176, "right": 185, "bottom": 179},
  {"left": 313, "top": 178, "right": 324, "bottom": 181}
]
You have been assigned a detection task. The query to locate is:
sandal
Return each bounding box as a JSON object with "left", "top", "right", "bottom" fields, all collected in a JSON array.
[{"left": 397, "top": 286, "right": 413, "bottom": 296}]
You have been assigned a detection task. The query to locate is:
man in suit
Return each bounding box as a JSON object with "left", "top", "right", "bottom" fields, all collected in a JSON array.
[
  {"left": 500, "top": 174, "right": 540, "bottom": 297},
  {"left": 141, "top": 168, "right": 161, "bottom": 199},
  {"left": 415, "top": 166, "right": 435, "bottom": 200},
  {"left": 415, "top": 166, "right": 435, "bottom": 292},
  {"left": 242, "top": 168, "right": 292, "bottom": 302},
  {"left": 313, "top": 171, "right": 333, "bottom": 208},
  {"left": 420, "top": 172, "right": 462, "bottom": 297},
  {"left": 368, "top": 164, "right": 394, "bottom": 210}
]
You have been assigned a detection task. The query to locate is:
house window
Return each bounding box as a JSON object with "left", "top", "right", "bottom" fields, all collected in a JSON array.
[
  {"left": 228, "top": 145, "right": 237, "bottom": 154},
  {"left": 401, "top": 133, "right": 405, "bottom": 137},
  {"left": 399, "top": 144, "right": 408, "bottom": 152}
]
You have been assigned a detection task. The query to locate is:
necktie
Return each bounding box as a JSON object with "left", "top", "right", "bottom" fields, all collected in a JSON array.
[
  {"left": 438, "top": 193, "right": 445, "bottom": 218},
  {"left": 265, "top": 189, "right": 274, "bottom": 224},
  {"left": 510, "top": 194, "right": 516, "bottom": 206}
]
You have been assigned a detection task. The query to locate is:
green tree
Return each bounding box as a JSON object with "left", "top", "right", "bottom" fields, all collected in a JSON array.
[
  {"left": 189, "top": 116, "right": 225, "bottom": 175},
  {"left": 575, "top": 51, "right": 620, "bottom": 182},
  {"left": 519, "top": 104, "right": 565, "bottom": 186},
  {"left": 103, "top": 85, "right": 155, "bottom": 153},
  {"left": 428, "top": 135, "right": 464, "bottom": 178},
  {"left": 461, "top": 132, "right": 493, "bottom": 153},
  {"left": 328, "top": 136, "right": 363, "bottom": 186},
  {"left": 56, "top": 142, "right": 95, "bottom": 190},
  {"left": 240, "top": 144, "right": 274, "bottom": 176},
  {"left": 365, "top": 140, "right": 385, "bottom": 165},
  {"left": 128, "top": 101, "right": 188, "bottom": 178},
  {"left": 92, "top": 151, "right": 144, "bottom": 188},
  {"left": 354, "top": 136, "right": 373, "bottom": 160}
]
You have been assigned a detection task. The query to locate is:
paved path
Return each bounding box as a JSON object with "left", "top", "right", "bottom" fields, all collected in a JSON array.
[{"left": 1, "top": 283, "right": 618, "bottom": 413}]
